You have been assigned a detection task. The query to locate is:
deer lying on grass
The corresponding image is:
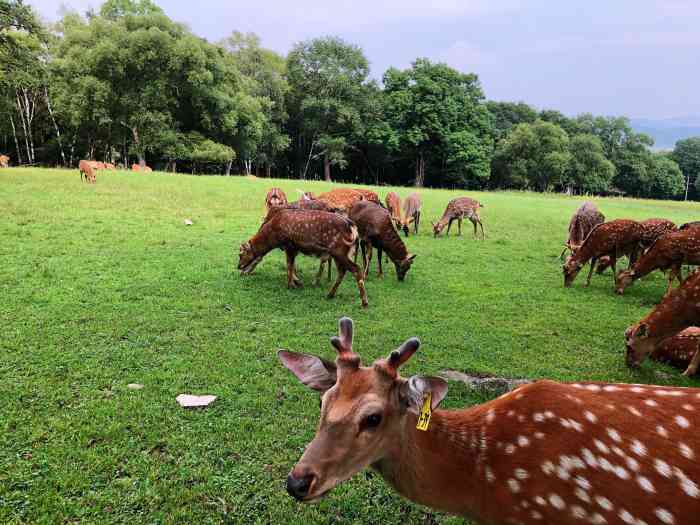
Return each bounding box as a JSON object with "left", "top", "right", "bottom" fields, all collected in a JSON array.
[
  {"left": 563, "top": 219, "right": 643, "bottom": 287},
  {"left": 0, "top": 154, "right": 10, "bottom": 168},
  {"left": 265, "top": 187, "right": 288, "bottom": 213},
  {"left": 79, "top": 160, "right": 96, "bottom": 183},
  {"left": 650, "top": 327, "right": 700, "bottom": 376},
  {"left": 561, "top": 202, "right": 605, "bottom": 259},
  {"left": 349, "top": 201, "right": 416, "bottom": 281},
  {"left": 432, "top": 197, "right": 485, "bottom": 239},
  {"left": 385, "top": 192, "right": 407, "bottom": 235},
  {"left": 402, "top": 192, "right": 422, "bottom": 236},
  {"left": 238, "top": 208, "right": 368, "bottom": 307},
  {"left": 615, "top": 228, "right": 700, "bottom": 296},
  {"left": 280, "top": 317, "right": 700, "bottom": 524},
  {"left": 626, "top": 269, "right": 700, "bottom": 374}
]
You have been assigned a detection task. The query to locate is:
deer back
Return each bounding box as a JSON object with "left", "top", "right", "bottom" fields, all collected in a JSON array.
[
  {"left": 639, "top": 218, "right": 676, "bottom": 247},
  {"left": 651, "top": 327, "right": 700, "bottom": 370},
  {"left": 350, "top": 201, "right": 409, "bottom": 263},
  {"left": 403, "top": 192, "right": 422, "bottom": 217},
  {"left": 573, "top": 219, "right": 642, "bottom": 265}
]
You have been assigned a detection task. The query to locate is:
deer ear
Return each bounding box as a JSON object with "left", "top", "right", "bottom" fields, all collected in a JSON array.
[
  {"left": 399, "top": 375, "right": 449, "bottom": 412},
  {"left": 406, "top": 254, "right": 417, "bottom": 262},
  {"left": 278, "top": 350, "right": 337, "bottom": 393}
]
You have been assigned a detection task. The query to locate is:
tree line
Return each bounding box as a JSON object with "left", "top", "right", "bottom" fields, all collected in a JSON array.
[{"left": 2, "top": 0, "right": 700, "bottom": 199}]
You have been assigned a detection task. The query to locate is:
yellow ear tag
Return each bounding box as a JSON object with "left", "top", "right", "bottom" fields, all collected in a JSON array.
[{"left": 416, "top": 392, "right": 432, "bottom": 431}]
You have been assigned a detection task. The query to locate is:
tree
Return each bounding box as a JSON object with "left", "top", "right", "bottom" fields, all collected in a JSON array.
[
  {"left": 648, "top": 154, "right": 684, "bottom": 199},
  {"left": 287, "top": 36, "right": 369, "bottom": 181},
  {"left": 672, "top": 137, "right": 700, "bottom": 196},
  {"left": 567, "top": 134, "right": 614, "bottom": 194},
  {"left": 99, "top": 0, "right": 163, "bottom": 19},
  {"left": 487, "top": 101, "right": 537, "bottom": 141}
]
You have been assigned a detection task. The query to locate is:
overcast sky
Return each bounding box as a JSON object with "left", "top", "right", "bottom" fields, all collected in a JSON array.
[{"left": 30, "top": 0, "right": 699, "bottom": 119}]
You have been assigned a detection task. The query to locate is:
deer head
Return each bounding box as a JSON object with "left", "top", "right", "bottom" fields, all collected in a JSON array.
[
  {"left": 432, "top": 221, "right": 446, "bottom": 237},
  {"left": 279, "top": 317, "right": 447, "bottom": 503},
  {"left": 615, "top": 269, "right": 635, "bottom": 295},
  {"left": 562, "top": 257, "right": 583, "bottom": 287},
  {"left": 625, "top": 322, "right": 655, "bottom": 368},
  {"left": 238, "top": 241, "right": 263, "bottom": 274},
  {"left": 394, "top": 254, "right": 417, "bottom": 281}
]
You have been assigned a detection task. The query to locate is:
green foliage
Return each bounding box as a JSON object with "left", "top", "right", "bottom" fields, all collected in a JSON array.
[
  {"left": 487, "top": 101, "right": 537, "bottom": 141},
  {"left": 648, "top": 153, "right": 685, "bottom": 199},
  {"left": 99, "top": 0, "right": 163, "bottom": 19},
  {"left": 567, "top": 134, "right": 615, "bottom": 193},
  {"left": 672, "top": 137, "right": 700, "bottom": 189}
]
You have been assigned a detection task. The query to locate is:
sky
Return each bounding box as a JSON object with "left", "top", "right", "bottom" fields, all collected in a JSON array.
[{"left": 30, "top": 0, "right": 700, "bottom": 120}]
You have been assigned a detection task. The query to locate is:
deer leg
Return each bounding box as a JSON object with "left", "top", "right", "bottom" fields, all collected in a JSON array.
[
  {"left": 364, "top": 243, "right": 373, "bottom": 279},
  {"left": 415, "top": 212, "right": 420, "bottom": 234},
  {"left": 666, "top": 264, "right": 682, "bottom": 296},
  {"left": 286, "top": 250, "right": 301, "bottom": 288},
  {"left": 683, "top": 344, "right": 700, "bottom": 376},
  {"left": 446, "top": 219, "right": 453, "bottom": 236},
  {"left": 457, "top": 218, "right": 462, "bottom": 236},
  {"left": 628, "top": 244, "right": 640, "bottom": 269},
  {"left": 344, "top": 258, "right": 368, "bottom": 308},
  {"left": 377, "top": 247, "right": 384, "bottom": 278},
  {"left": 315, "top": 257, "right": 327, "bottom": 286},
  {"left": 327, "top": 265, "right": 347, "bottom": 299},
  {"left": 585, "top": 257, "right": 597, "bottom": 287},
  {"left": 479, "top": 219, "right": 485, "bottom": 240},
  {"left": 610, "top": 255, "right": 618, "bottom": 285}
]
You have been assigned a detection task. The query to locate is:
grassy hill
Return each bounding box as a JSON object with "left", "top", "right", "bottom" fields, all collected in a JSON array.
[{"left": 2, "top": 168, "right": 700, "bottom": 524}]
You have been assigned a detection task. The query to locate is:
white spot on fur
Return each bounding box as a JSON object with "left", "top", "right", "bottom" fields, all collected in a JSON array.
[
  {"left": 595, "top": 495, "right": 613, "bottom": 511},
  {"left": 607, "top": 428, "right": 622, "bottom": 442},
  {"left": 548, "top": 494, "right": 565, "bottom": 510},
  {"left": 574, "top": 487, "right": 591, "bottom": 503},
  {"left": 654, "top": 508, "right": 675, "bottom": 524},
  {"left": 630, "top": 440, "right": 647, "bottom": 456},
  {"left": 541, "top": 461, "right": 555, "bottom": 475},
  {"left": 657, "top": 426, "right": 669, "bottom": 438},
  {"left": 680, "top": 443, "right": 694, "bottom": 459},
  {"left": 637, "top": 476, "right": 655, "bottom": 493},
  {"left": 517, "top": 436, "right": 530, "bottom": 447},
  {"left": 534, "top": 496, "right": 547, "bottom": 506},
  {"left": 675, "top": 415, "right": 690, "bottom": 428},
  {"left": 485, "top": 466, "right": 495, "bottom": 483},
  {"left": 626, "top": 406, "right": 642, "bottom": 417},
  {"left": 584, "top": 411, "right": 598, "bottom": 423},
  {"left": 655, "top": 459, "right": 672, "bottom": 478},
  {"left": 571, "top": 505, "right": 587, "bottom": 519},
  {"left": 515, "top": 468, "right": 529, "bottom": 480},
  {"left": 508, "top": 478, "right": 521, "bottom": 493},
  {"left": 594, "top": 439, "right": 610, "bottom": 454},
  {"left": 644, "top": 399, "right": 658, "bottom": 407}
]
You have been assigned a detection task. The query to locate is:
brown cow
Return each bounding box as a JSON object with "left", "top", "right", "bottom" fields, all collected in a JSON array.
[
  {"left": 349, "top": 201, "right": 416, "bottom": 281},
  {"left": 615, "top": 227, "right": 700, "bottom": 296},
  {"left": 563, "top": 219, "right": 643, "bottom": 287},
  {"left": 432, "top": 197, "right": 484, "bottom": 239},
  {"left": 238, "top": 208, "right": 368, "bottom": 307},
  {"left": 402, "top": 192, "right": 422, "bottom": 236},
  {"left": 650, "top": 327, "right": 700, "bottom": 376},
  {"left": 0, "top": 154, "right": 9, "bottom": 168},
  {"left": 561, "top": 201, "right": 605, "bottom": 259},
  {"left": 79, "top": 159, "right": 96, "bottom": 183}
]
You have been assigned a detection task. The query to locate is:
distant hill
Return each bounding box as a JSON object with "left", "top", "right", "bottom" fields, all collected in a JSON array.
[{"left": 630, "top": 116, "right": 700, "bottom": 150}]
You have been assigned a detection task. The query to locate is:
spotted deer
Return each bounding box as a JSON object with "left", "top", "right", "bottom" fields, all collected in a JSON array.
[
  {"left": 679, "top": 221, "right": 700, "bottom": 231},
  {"left": 132, "top": 164, "right": 152, "bottom": 172},
  {"left": 432, "top": 197, "right": 485, "bottom": 239},
  {"left": 349, "top": 201, "right": 416, "bottom": 281},
  {"left": 639, "top": 218, "right": 676, "bottom": 250},
  {"left": 385, "top": 192, "right": 407, "bottom": 235},
  {"left": 650, "top": 327, "right": 700, "bottom": 377},
  {"left": 265, "top": 187, "right": 288, "bottom": 213},
  {"left": 402, "top": 192, "right": 422, "bottom": 236},
  {"left": 561, "top": 202, "right": 605, "bottom": 259},
  {"left": 626, "top": 269, "right": 700, "bottom": 374},
  {"left": 353, "top": 189, "right": 381, "bottom": 205},
  {"left": 317, "top": 188, "right": 367, "bottom": 214},
  {"left": 79, "top": 159, "right": 96, "bottom": 183},
  {"left": 280, "top": 317, "right": 700, "bottom": 525},
  {"left": 615, "top": 228, "right": 700, "bottom": 296},
  {"left": 0, "top": 154, "right": 9, "bottom": 168},
  {"left": 563, "top": 220, "right": 644, "bottom": 287},
  {"left": 238, "top": 208, "right": 368, "bottom": 307}
]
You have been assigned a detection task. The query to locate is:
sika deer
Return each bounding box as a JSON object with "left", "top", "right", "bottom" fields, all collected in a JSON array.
[
  {"left": 265, "top": 187, "right": 288, "bottom": 213},
  {"left": 280, "top": 317, "right": 700, "bottom": 524},
  {"left": 626, "top": 269, "right": 700, "bottom": 373},
  {"left": 238, "top": 208, "right": 368, "bottom": 307},
  {"left": 385, "top": 192, "right": 407, "bottom": 235},
  {"left": 563, "top": 220, "right": 643, "bottom": 287},
  {"left": 353, "top": 189, "right": 381, "bottom": 205},
  {"left": 317, "top": 188, "right": 366, "bottom": 214},
  {"left": 349, "top": 201, "right": 416, "bottom": 281},
  {"left": 615, "top": 228, "right": 700, "bottom": 296},
  {"left": 432, "top": 197, "right": 485, "bottom": 239},
  {"left": 561, "top": 202, "right": 605, "bottom": 259},
  {"left": 79, "top": 160, "right": 96, "bottom": 183},
  {"left": 650, "top": 327, "right": 700, "bottom": 376},
  {"left": 402, "top": 192, "right": 422, "bottom": 236},
  {"left": 0, "top": 154, "right": 10, "bottom": 168},
  {"left": 679, "top": 221, "right": 700, "bottom": 231},
  {"left": 639, "top": 218, "right": 676, "bottom": 250}
]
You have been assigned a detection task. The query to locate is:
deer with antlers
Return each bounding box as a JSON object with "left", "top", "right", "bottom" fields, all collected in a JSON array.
[
  {"left": 626, "top": 269, "right": 700, "bottom": 375},
  {"left": 238, "top": 208, "right": 368, "bottom": 307},
  {"left": 280, "top": 317, "right": 700, "bottom": 524},
  {"left": 615, "top": 227, "right": 700, "bottom": 296},
  {"left": 563, "top": 219, "right": 644, "bottom": 287},
  {"left": 561, "top": 202, "right": 605, "bottom": 259},
  {"left": 349, "top": 201, "right": 416, "bottom": 281},
  {"left": 385, "top": 191, "right": 408, "bottom": 235},
  {"left": 402, "top": 192, "right": 422, "bottom": 236},
  {"left": 650, "top": 327, "right": 700, "bottom": 377},
  {"left": 432, "top": 197, "right": 485, "bottom": 239}
]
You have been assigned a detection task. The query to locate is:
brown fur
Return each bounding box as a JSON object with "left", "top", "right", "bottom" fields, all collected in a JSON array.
[
  {"left": 402, "top": 192, "right": 422, "bottom": 236},
  {"left": 132, "top": 164, "right": 153, "bottom": 172},
  {"left": 616, "top": 227, "right": 700, "bottom": 296},
  {"left": 626, "top": 269, "right": 700, "bottom": 371},
  {"left": 353, "top": 189, "right": 381, "bottom": 205},
  {"left": 349, "top": 201, "right": 416, "bottom": 281},
  {"left": 103, "top": 163, "right": 116, "bottom": 170},
  {"left": 385, "top": 192, "right": 403, "bottom": 231},
  {"left": 679, "top": 221, "right": 700, "bottom": 231},
  {"left": 79, "top": 159, "right": 96, "bottom": 183},
  {"left": 562, "top": 201, "right": 605, "bottom": 257},
  {"left": 639, "top": 218, "right": 677, "bottom": 249},
  {"left": 432, "top": 197, "right": 485, "bottom": 239},
  {"left": 650, "top": 327, "right": 700, "bottom": 375},
  {"left": 0, "top": 154, "right": 9, "bottom": 168},
  {"left": 563, "top": 219, "right": 643, "bottom": 287},
  {"left": 265, "top": 187, "right": 288, "bottom": 213},
  {"left": 238, "top": 209, "right": 368, "bottom": 307},
  {"left": 281, "top": 317, "right": 700, "bottom": 524},
  {"left": 316, "top": 188, "right": 366, "bottom": 214}
]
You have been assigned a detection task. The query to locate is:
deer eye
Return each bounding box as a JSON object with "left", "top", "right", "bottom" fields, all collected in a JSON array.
[{"left": 363, "top": 413, "right": 382, "bottom": 429}]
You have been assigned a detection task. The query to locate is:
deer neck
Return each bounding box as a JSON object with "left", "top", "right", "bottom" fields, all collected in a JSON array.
[
  {"left": 630, "top": 250, "right": 663, "bottom": 280},
  {"left": 374, "top": 408, "right": 492, "bottom": 519},
  {"left": 381, "top": 228, "right": 408, "bottom": 264},
  {"left": 249, "top": 225, "right": 278, "bottom": 259}
]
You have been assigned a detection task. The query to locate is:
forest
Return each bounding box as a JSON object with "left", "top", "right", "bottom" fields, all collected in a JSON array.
[{"left": 2, "top": 0, "right": 700, "bottom": 199}]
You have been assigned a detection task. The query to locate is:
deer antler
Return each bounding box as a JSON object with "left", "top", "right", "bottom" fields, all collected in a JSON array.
[
  {"left": 386, "top": 338, "right": 420, "bottom": 375},
  {"left": 331, "top": 317, "right": 360, "bottom": 368}
]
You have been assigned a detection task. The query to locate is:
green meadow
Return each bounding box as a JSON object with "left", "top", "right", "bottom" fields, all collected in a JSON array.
[{"left": 2, "top": 168, "right": 699, "bottom": 524}]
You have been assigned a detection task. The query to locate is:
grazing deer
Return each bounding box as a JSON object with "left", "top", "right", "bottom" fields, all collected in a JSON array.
[
  {"left": 639, "top": 218, "right": 676, "bottom": 250},
  {"left": 432, "top": 197, "right": 485, "bottom": 239},
  {"left": 650, "top": 327, "right": 700, "bottom": 376},
  {"left": 316, "top": 188, "right": 366, "bottom": 214},
  {"left": 238, "top": 208, "right": 368, "bottom": 307},
  {"left": 561, "top": 202, "right": 605, "bottom": 259},
  {"left": 132, "top": 164, "right": 153, "bottom": 172},
  {"left": 563, "top": 220, "right": 643, "bottom": 287},
  {"left": 265, "top": 187, "right": 288, "bottom": 213},
  {"left": 349, "top": 201, "right": 416, "bottom": 281},
  {"left": 385, "top": 192, "right": 407, "bottom": 235},
  {"left": 402, "top": 192, "right": 422, "bottom": 236},
  {"left": 615, "top": 228, "right": 700, "bottom": 296},
  {"left": 88, "top": 161, "right": 105, "bottom": 170},
  {"left": 353, "top": 189, "right": 381, "bottom": 205},
  {"left": 679, "top": 221, "right": 700, "bottom": 231},
  {"left": 626, "top": 269, "right": 700, "bottom": 373},
  {"left": 79, "top": 160, "right": 96, "bottom": 183},
  {"left": 280, "top": 317, "right": 700, "bottom": 524},
  {"left": 0, "top": 154, "right": 9, "bottom": 168}
]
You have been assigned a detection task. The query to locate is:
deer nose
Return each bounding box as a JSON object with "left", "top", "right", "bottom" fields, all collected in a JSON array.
[{"left": 286, "top": 472, "right": 315, "bottom": 501}]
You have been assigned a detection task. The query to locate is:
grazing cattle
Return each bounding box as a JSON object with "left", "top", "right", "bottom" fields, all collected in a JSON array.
[
  {"left": 349, "top": 201, "right": 416, "bottom": 281},
  {"left": 78, "top": 159, "right": 96, "bottom": 183},
  {"left": 615, "top": 227, "right": 700, "bottom": 296},
  {"left": 280, "top": 317, "right": 700, "bottom": 524},
  {"left": 132, "top": 164, "right": 153, "bottom": 172},
  {"left": 432, "top": 197, "right": 485, "bottom": 239},
  {"left": 385, "top": 192, "right": 407, "bottom": 235},
  {"left": 0, "top": 154, "right": 9, "bottom": 168},
  {"left": 625, "top": 269, "right": 700, "bottom": 372},
  {"left": 402, "top": 192, "right": 422, "bottom": 236},
  {"left": 265, "top": 188, "right": 288, "bottom": 213},
  {"left": 238, "top": 208, "right": 368, "bottom": 307},
  {"left": 563, "top": 219, "right": 643, "bottom": 287},
  {"left": 561, "top": 201, "right": 605, "bottom": 258},
  {"left": 316, "top": 188, "right": 366, "bottom": 214},
  {"left": 650, "top": 327, "right": 700, "bottom": 376},
  {"left": 638, "top": 218, "right": 676, "bottom": 250}
]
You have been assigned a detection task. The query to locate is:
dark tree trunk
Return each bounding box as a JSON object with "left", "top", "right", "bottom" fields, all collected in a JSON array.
[
  {"left": 415, "top": 152, "right": 425, "bottom": 187},
  {"left": 266, "top": 164, "right": 271, "bottom": 178},
  {"left": 324, "top": 153, "right": 331, "bottom": 182}
]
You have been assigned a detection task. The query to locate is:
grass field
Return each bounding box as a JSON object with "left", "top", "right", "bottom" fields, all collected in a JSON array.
[{"left": 2, "top": 168, "right": 700, "bottom": 524}]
